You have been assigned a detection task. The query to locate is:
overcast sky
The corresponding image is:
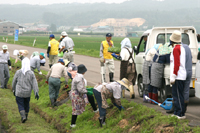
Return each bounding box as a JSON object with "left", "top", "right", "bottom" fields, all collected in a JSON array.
[{"left": 0, "top": 0, "right": 128, "bottom": 5}]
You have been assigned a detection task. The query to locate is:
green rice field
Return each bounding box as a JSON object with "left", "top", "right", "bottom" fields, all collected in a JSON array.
[{"left": 0, "top": 35, "right": 140, "bottom": 57}]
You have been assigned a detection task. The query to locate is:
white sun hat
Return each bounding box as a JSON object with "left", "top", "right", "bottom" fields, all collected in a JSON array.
[
  {"left": 61, "top": 31, "right": 68, "bottom": 36},
  {"left": 170, "top": 30, "right": 181, "bottom": 43}
]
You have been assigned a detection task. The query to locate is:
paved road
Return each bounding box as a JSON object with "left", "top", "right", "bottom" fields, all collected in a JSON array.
[{"left": 1, "top": 42, "right": 200, "bottom": 125}]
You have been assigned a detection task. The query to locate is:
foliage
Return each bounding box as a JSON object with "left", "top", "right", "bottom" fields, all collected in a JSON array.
[
  {"left": 108, "top": 47, "right": 121, "bottom": 54},
  {"left": 0, "top": 35, "right": 139, "bottom": 57}
]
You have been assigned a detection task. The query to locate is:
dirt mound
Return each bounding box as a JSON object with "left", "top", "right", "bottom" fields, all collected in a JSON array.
[
  {"left": 57, "top": 91, "right": 68, "bottom": 102},
  {"left": 154, "top": 125, "right": 174, "bottom": 133},
  {"left": 118, "top": 119, "right": 129, "bottom": 128}
]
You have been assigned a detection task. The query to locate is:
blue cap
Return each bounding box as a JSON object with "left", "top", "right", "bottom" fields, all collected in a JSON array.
[
  {"left": 49, "top": 34, "right": 55, "bottom": 38},
  {"left": 40, "top": 52, "right": 45, "bottom": 58},
  {"left": 58, "top": 58, "right": 64, "bottom": 63},
  {"left": 106, "top": 33, "right": 112, "bottom": 37}
]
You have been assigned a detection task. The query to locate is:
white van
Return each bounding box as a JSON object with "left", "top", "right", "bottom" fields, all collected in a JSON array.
[{"left": 134, "top": 26, "right": 198, "bottom": 102}]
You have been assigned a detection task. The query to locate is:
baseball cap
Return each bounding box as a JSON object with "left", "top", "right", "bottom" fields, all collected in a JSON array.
[
  {"left": 106, "top": 33, "right": 112, "bottom": 37},
  {"left": 58, "top": 58, "right": 64, "bottom": 63},
  {"left": 49, "top": 34, "right": 55, "bottom": 38},
  {"left": 40, "top": 52, "right": 45, "bottom": 58},
  {"left": 2, "top": 45, "right": 8, "bottom": 50}
]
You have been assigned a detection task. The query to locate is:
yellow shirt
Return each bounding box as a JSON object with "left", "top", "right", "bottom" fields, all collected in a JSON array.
[
  {"left": 49, "top": 39, "right": 59, "bottom": 55},
  {"left": 102, "top": 40, "right": 113, "bottom": 59}
]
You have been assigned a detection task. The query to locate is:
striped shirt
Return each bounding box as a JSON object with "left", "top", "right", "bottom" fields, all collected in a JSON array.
[{"left": 12, "top": 70, "right": 39, "bottom": 98}]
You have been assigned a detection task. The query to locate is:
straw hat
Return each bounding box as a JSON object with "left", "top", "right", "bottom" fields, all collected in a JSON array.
[
  {"left": 170, "top": 30, "right": 181, "bottom": 43},
  {"left": 117, "top": 78, "right": 129, "bottom": 89},
  {"left": 19, "top": 50, "right": 29, "bottom": 56},
  {"left": 64, "top": 59, "right": 70, "bottom": 66}
]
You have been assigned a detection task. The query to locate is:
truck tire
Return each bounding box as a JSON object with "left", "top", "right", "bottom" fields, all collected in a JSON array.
[
  {"left": 138, "top": 77, "right": 143, "bottom": 97},
  {"left": 160, "top": 80, "right": 171, "bottom": 102}
]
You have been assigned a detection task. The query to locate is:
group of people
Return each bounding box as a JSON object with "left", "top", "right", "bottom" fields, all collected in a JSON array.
[
  {"left": 142, "top": 30, "right": 192, "bottom": 120},
  {"left": 0, "top": 30, "right": 195, "bottom": 128}
]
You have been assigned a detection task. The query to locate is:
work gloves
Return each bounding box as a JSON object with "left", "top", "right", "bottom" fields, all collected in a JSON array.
[
  {"left": 86, "top": 88, "right": 93, "bottom": 96},
  {"left": 13, "top": 90, "right": 15, "bottom": 96},
  {"left": 39, "top": 71, "right": 42, "bottom": 75},
  {"left": 111, "top": 53, "right": 121, "bottom": 60},
  {"left": 65, "top": 84, "right": 69, "bottom": 89},
  {"left": 170, "top": 74, "right": 176, "bottom": 85},
  {"left": 9, "top": 66, "right": 12, "bottom": 70},
  {"left": 35, "top": 92, "right": 39, "bottom": 100},
  {"left": 113, "top": 103, "right": 125, "bottom": 111},
  {"left": 45, "top": 81, "right": 48, "bottom": 84}
]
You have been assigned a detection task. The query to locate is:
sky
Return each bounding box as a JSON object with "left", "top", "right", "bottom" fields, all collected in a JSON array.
[{"left": 0, "top": 0, "right": 129, "bottom": 5}]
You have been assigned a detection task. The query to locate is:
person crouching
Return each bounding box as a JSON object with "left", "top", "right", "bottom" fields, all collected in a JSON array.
[
  {"left": 93, "top": 78, "right": 129, "bottom": 127},
  {"left": 12, "top": 50, "right": 39, "bottom": 123}
]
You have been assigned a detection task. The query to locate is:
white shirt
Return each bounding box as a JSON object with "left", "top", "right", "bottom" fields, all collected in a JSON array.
[
  {"left": 120, "top": 47, "right": 134, "bottom": 63},
  {"left": 61, "top": 36, "right": 75, "bottom": 50},
  {"left": 0, "top": 51, "right": 10, "bottom": 63}
]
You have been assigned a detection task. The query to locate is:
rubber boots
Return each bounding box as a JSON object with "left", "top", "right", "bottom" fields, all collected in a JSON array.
[
  {"left": 98, "top": 116, "right": 106, "bottom": 127},
  {"left": 54, "top": 99, "right": 58, "bottom": 107},
  {"left": 152, "top": 93, "right": 160, "bottom": 104},
  {"left": 122, "top": 90, "right": 125, "bottom": 98},
  {"left": 109, "top": 73, "right": 114, "bottom": 82},
  {"left": 148, "top": 92, "right": 152, "bottom": 104},
  {"left": 166, "top": 102, "right": 174, "bottom": 114},
  {"left": 20, "top": 110, "right": 26, "bottom": 123},
  {"left": 102, "top": 74, "right": 106, "bottom": 83},
  {"left": 25, "top": 112, "right": 28, "bottom": 121},
  {"left": 50, "top": 98, "right": 55, "bottom": 107},
  {"left": 49, "top": 64, "right": 52, "bottom": 68},
  {"left": 129, "top": 85, "right": 135, "bottom": 99},
  {"left": 143, "top": 93, "right": 149, "bottom": 103}
]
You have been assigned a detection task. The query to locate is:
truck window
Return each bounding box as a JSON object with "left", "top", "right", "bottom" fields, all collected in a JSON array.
[
  {"left": 139, "top": 36, "right": 147, "bottom": 52},
  {"left": 157, "top": 33, "right": 190, "bottom": 45}
]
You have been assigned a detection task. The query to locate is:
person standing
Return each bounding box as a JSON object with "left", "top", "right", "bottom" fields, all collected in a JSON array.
[
  {"left": 12, "top": 50, "right": 39, "bottom": 123},
  {"left": 47, "top": 34, "right": 59, "bottom": 68},
  {"left": 112, "top": 38, "right": 136, "bottom": 99},
  {"left": 0, "top": 45, "right": 11, "bottom": 89},
  {"left": 100, "top": 33, "right": 115, "bottom": 82},
  {"left": 30, "top": 51, "right": 45, "bottom": 74},
  {"left": 169, "top": 30, "right": 187, "bottom": 119},
  {"left": 59, "top": 31, "right": 75, "bottom": 62},
  {"left": 46, "top": 58, "right": 68, "bottom": 107},
  {"left": 167, "top": 43, "right": 192, "bottom": 114},
  {"left": 69, "top": 64, "right": 90, "bottom": 128}
]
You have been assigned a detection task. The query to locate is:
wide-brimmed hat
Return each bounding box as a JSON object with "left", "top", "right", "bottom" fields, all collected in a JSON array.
[
  {"left": 19, "top": 50, "right": 29, "bottom": 56},
  {"left": 78, "top": 64, "right": 87, "bottom": 74},
  {"left": 64, "top": 59, "right": 70, "bottom": 66},
  {"left": 117, "top": 78, "right": 129, "bottom": 89},
  {"left": 61, "top": 31, "right": 68, "bottom": 36},
  {"left": 169, "top": 30, "right": 181, "bottom": 44},
  {"left": 2, "top": 45, "right": 8, "bottom": 50}
]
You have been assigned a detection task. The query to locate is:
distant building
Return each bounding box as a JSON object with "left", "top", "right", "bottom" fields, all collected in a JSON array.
[
  {"left": 114, "top": 27, "right": 127, "bottom": 37},
  {"left": 91, "top": 18, "right": 146, "bottom": 28},
  {"left": 0, "top": 21, "right": 21, "bottom": 35}
]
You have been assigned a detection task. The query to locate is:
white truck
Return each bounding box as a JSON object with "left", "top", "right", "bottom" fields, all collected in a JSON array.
[{"left": 133, "top": 26, "right": 198, "bottom": 102}]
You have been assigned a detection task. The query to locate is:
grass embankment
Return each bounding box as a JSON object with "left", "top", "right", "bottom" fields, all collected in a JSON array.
[
  {"left": 0, "top": 35, "right": 140, "bottom": 58},
  {"left": 1, "top": 58, "right": 200, "bottom": 133}
]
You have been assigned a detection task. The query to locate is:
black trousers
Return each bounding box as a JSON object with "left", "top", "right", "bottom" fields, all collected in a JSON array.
[{"left": 16, "top": 96, "right": 30, "bottom": 113}]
